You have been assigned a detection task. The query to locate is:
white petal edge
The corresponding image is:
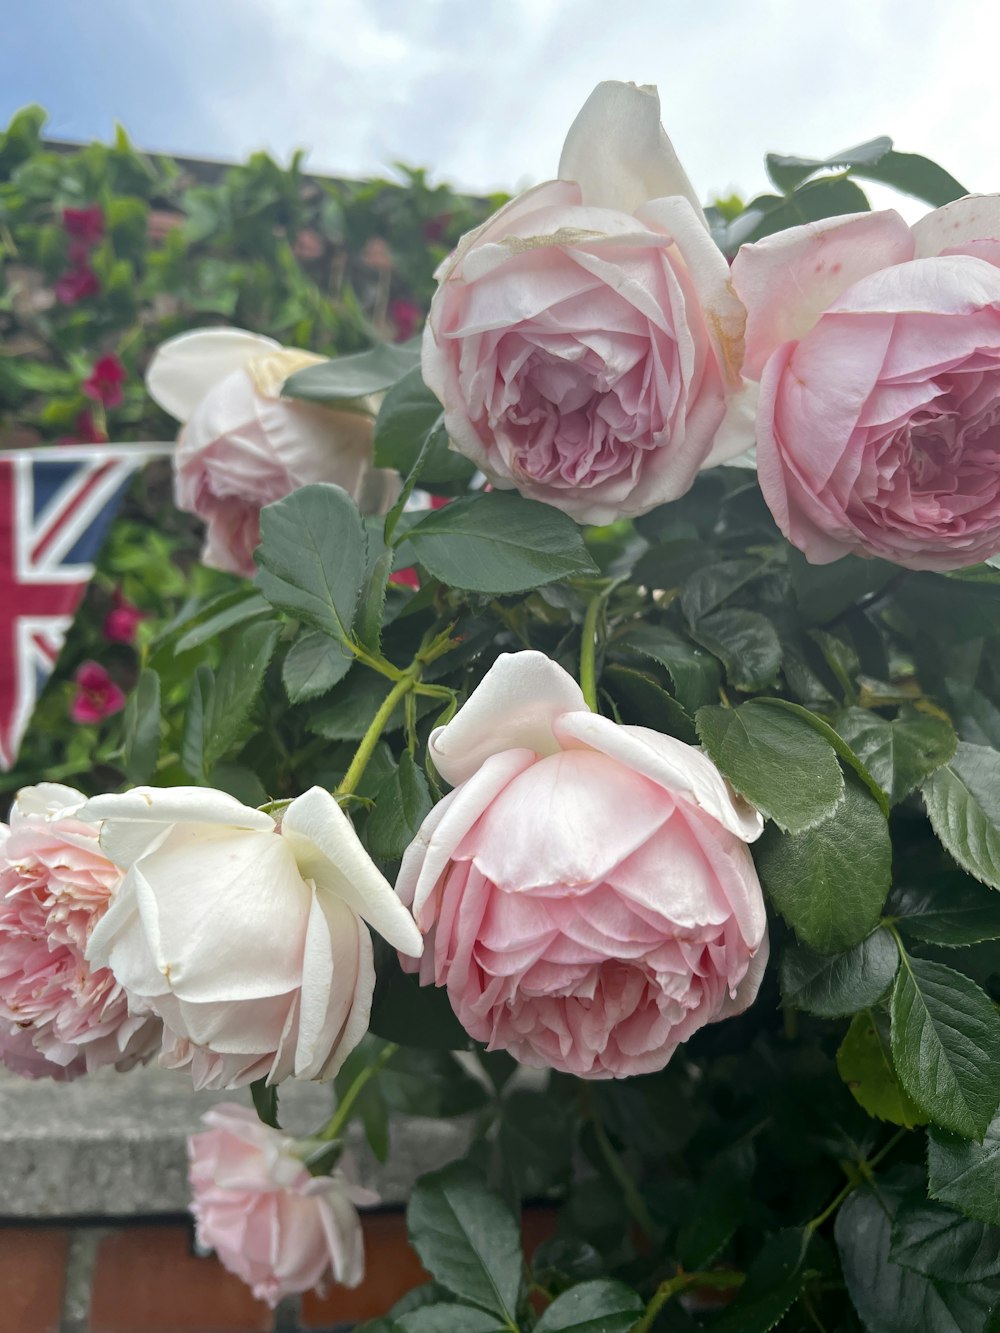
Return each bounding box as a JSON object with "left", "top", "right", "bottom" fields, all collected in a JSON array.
[
  {"left": 146, "top": 327, "right": 281, "bottom": 423},
  {"left": 558, "top": 81, "right": 706, "bottom": 222},
  {"left": 81, "top": 787, "right": 275, "bottom": 869},
  {"left": 428, "top": 651, "right": 588, "bottom": 788}
]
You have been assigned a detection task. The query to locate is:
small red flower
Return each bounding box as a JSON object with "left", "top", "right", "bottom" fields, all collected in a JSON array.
[
  {"left": 389, "top": 567, "right": 420, "bottom": 590},
  {"left": 62, "top": 206, "right": 104, "bottom": 247},
  {"left": 82, "top": 355, "right": 126, "bottom": 409},
  {"left": 54, "top": 265, "right": 100, "bottom": 306},
  {"left": 389, "top": 298, "right": 423, "bottom": 343},
  {"left": 102, "top": 589, "right": 146, "bottom": 645},
  {"left": 70, "top": 661, "right": 126, "bottom": 724},
  {"left": 58, "top": 410, "right": 108, "bottom": 446}
]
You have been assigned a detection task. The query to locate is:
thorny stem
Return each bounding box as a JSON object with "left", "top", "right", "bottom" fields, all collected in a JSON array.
[
  {"left": 805, "top": 1127, "right": 908, "bottom": 1235},
  {"left": 318, "top": 1042, "right": 399, "bottom": 1142},
  {"left": 335, "top": 671, "right": 418, "bottom": 798},
  {"left": 580, "top": 583, "right": 619, "bottom": 712},
  {"left": 633, "top": 1269, "right": 745, "bottom": 1332}
]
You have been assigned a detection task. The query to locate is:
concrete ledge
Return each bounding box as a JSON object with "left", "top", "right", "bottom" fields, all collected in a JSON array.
[{"left": 0, "top": 1064, "right": 473, "bottom": 1219}]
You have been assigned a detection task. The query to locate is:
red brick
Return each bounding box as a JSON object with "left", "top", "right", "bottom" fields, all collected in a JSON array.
[
  {"left": 302, "top": 1211, "right": 429, "bottom": 1327},
  {"left": 0, "top": 1228, "right": 69, "bottom": 1333},
  {"left": 89, "top": 1225, "right": 271, "bottom": 1333}
]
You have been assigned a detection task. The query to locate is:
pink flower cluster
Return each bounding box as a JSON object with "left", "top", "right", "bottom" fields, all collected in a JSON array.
[{"left": 0, "top": 785, "right": 159, "bottom": 1079}]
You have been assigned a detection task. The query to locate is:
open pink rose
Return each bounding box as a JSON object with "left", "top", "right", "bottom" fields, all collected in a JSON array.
[
  {"left": 422, "top": 82, "right": 747, "bottom": 525},
  {"left": 0, "top": 784, "right": 160, "bottom": 1079},
  {"left": 397, "top": 652, "right": 767, "bottom": 1078},
  {"left": 70, "top": 661, "right": 126, "bottom": 723},
  {"left": 733, "top": 197, "right": 1000, "bottom": 570},
  {"left": 189, "top": 1104, "right": 375, "bottom": 1308},
  {"left": 146, "top": 328, "right": 400, "bottom": 578}
]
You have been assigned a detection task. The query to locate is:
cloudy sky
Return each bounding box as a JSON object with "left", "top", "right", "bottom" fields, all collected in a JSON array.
[{"left": 4, "top": 0, "right": 999, "bottom": 212}]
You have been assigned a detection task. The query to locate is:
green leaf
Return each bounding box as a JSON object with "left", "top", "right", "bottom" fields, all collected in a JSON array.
[
  {"left": 333, "top": 1036, "right": 391, "bottom": 1162},
  {"left": 495, "top": 1090, "right": 573, "bottom": 1199},
  {"left": 928, "top": 1112, "right": 1000, "bottom": 1226},
  {"left": 835, "top": 707, "right": 957, "bottom": 805},
  {"left": 283, "top": 341, "right": 420, "bottom": 402},
  {"left": 369, "top": 944, "right": 471, "bottom": 1050},
  {"left": 923, "top": 743, "right": 1000, "bottom": 891},
  {"left": 406, "top": 1163, "right": 522, "bottom": 1322},
  {"left": 381, "top": 1048, "right": 489, "bottom": 1119},
  {"left": 889, "top": 1201, "right": 1000, "bottom": 1281},
  {"left": 753, "top": 696, "right": 890, "bottom": 815},
  {"left": 282, "top": 631, "right": 353, "bottom": 704},
  {"left": 707, "top": 1229, "right": 809, "bottom": 1333},
  {"left": 310, "top": 671, "right": 435, "bottom": 742},
  {"left": 836, "top": 1175, "right": 1000, "bottom": 1333},
  {"left": 614, "top": 625, "right": 722, "bottom": 712},
  {"left": 202, "top": 620, "right": 280, "bottom": 771},
  {"left": 781, "top": 928, "right": 899, "bottom": 1018},
  {"left": 696, "top": 700, "right": 844, "bottom": 834},
  {"left": 181, "top": 663, "right": 214, "bottom": 781},
  {"left": 206, "top": 763, "right": 268, "bottom": 807},
  {"left": 399, "top": 492, "right": 598, "bottom": 594},
  {"left": 735, "top": 176, "right": 872, "bottom": 246},
  {"left": 837, "top": 1009, "right": 928, "bottom": 1127},
  {"left": 755, "top": 771, "right": 891, "bottom": 953},
  {"left": 173, "top": 593, "right": 271, "bottom": 653},
  {"left": 891, "top": 876, "right": 1000, "bottom": 948},
  {"left": 122, "top": 668, "right": 160, "bottom": 784},
  {"left": 691, "top": 608, "right": 782, "bottom": 692},
  {"left": 680, "top": 557, "right": 765, "bottom": 623},
  {"left": 891, "top": 954, "right": 1000, "bottom": 1138},
  {"left": 397, "top": 1307, "right": 505, "bottom": 1333},
  {"left": 603, "top": 664, "right": 696, "bottom": 744},
  {"left": 765, "top": 135, "right": 893, "bottom": 192},
  {"left": 374, "top": 367, "right": 475, "bottom": 487},
  {"left": 677, "top": 1142, "right": 755, "bottom": 1270},
  {"left": 533, "top": 1279, "right": 643, "bottom": 1332},
  {"left": 256, "top": 484, "right": 367, "bottom": 644},
  {"left": 367, "top": 752, "right": 433, "bottom": 861},
  {"left": 787, "top": 548, "right": 898, "bottom": 625},
  {"left": 852, "top": 151, "right": 968, "bottom": 207},
  {"left": 250, "top": 1078, "right": 279, "bottom": 1129}
]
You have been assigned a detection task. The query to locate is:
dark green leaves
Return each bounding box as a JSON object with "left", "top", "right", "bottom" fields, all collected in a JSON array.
[
  {"left": 615, "top": 625, "right": 721, "bottom": 712},
  {"left": 707, "top": 1229, "right": 810, "bottom": 1333},
  {"left": 928, "top": 1113, "right": 1000, "bottom": 1226},
  {"left": 836, "top": 1177, "right": 1000, "bottom": 1333},
  {"left": 256, "top": 484, "right": 366, "bottom": 644},
  {"left": 891, "top": 876, "right": 1000, "bottom": 949},
  {"left": 396, "top": 1307, "right": 506, "bottom": 1332},
  {"left": 837, "top": 1010, "right": 927, "bottom": 1127},
  {"left": 766, "top": 135, "right": 893, "bottom": 192},
  {"left": 891, "top": 955, "right": 1000, "bottom": 1139},
  {"left": 836, "top": 706, "right": 956, "bottom": 805},
  {"left": 399, "top": 492, "right": 598, "bottom": 594},
  {"left": 181, "top": 621, "right": 280, "bottom": 780},
  {"left": 764, "top": 134, "right": 967, "bottom": 206},
  {"left": 756, "top": 772, "right": 892, "bottom": 953},
  {"left": 781, "top": 928, "right": 899, "bottom": 1018},
  {"left": 696, "top": 700, "right": 844, "bottom": 834},
  {"left": 122, "top": 667, "right": 160, "bottom": 784},
  {"left": 691, "top": 609, "right": 782, "bottom": 692},
  {"left": 282, "top": 630, "right": 353, "bottom": 704},
  {"left": 890, "top": 1201, "right": 1000, "bottom": 1282},
  {"left": 533, "top": 1279, "right": 642, "bottom": 1332},
  {"left": 406, "top": 1164, "right": 521, "bottom": 1325},
  {"left": 374, "top": 367, "right": 475, "bottom": 488},
  {"left": 923, "top": 743, "right": 1000, "bottom": 891},
  {"left": 283, "top": 341, "right": 420, "bottom": 402},
  {"left": 367, "top": 752, "right": 433, "bottom": 861}
]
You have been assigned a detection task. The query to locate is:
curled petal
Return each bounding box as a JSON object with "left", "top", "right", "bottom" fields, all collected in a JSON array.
[{"left": 146, "top": 327, "right": 280, "bottom": 422}]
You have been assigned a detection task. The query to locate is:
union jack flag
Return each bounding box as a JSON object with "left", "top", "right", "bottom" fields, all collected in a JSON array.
[{"left": 0, "top": 444, "right": 172, "bottom": 771}]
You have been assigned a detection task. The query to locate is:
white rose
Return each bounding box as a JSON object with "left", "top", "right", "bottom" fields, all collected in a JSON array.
[{"left": 83, "top": 785, "right": 421, "bottom": 1090}]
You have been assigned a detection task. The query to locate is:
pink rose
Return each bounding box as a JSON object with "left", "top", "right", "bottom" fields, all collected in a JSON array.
[
  {"left": 189, "top": 1104, "right": 375, "bottom": 1307},
  {"left": 102, "top": 589, "right": 146, "bottom": 645},
  {"left": 146, "top": 328, "right": 401, "bottom": 578},
  {"left": 422, "top": 81, "right": 747, "bottom": 525},
  {"left": 70, "top": 661, "right": 126, "bottom": 724},
  {"left": 397, "top": 652, "right": 767, "bottom": 1078},
  {"left": 732, "top": 198, "right": 1000, "bottom": 570},
  {"left": 0, "top": 784, "right": 160, "bottom": 1079},
  {"left": 83, "top": 785, "right": 422, "bottom": 1090}
]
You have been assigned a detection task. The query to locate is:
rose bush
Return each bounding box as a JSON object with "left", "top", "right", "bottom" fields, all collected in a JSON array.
[
  {"left": 422, "top": 81, "right": 747, "bottom": 523},
  {"left": 398, "top": 652, "right": 767, "bottom": 1077},
  {"left": 189, "top": 1103, "right": 374, "bottom": 1307},
  {"left": 733, "top": 199, "right": 1000, "bottom": 569},
  {"left": 83, "top": 785, "right": 422, "bottom": 1089},
  {"left": 147, "top": 327, "right": 401, "bottom": 577}
]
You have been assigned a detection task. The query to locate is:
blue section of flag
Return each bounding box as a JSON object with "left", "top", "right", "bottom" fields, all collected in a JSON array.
[{"left": 61, "top": 476, "right": 135, "bottom": 565}]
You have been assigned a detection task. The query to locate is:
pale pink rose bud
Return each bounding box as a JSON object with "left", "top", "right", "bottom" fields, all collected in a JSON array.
[
  {"left": 732, "top": 197, "right": 1000, "bottom": 570},
  {"left": 397, "top": 652, "right": 768, "bottom": 1078},
  {"left": 0, "top": 784, "right": 161, "bottom": 1078},
  {"left": 82, "top": 786, "right": 423, "bottom": 1091},
  {"left": 422, "top": 81, "right": 749, "bottom": 525},
  {"left": 188, "top": 1103, "right": 375, "bottom": 1308},
  {"left": 146, "top": 328, "right": 400, "bottom": 578}
]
